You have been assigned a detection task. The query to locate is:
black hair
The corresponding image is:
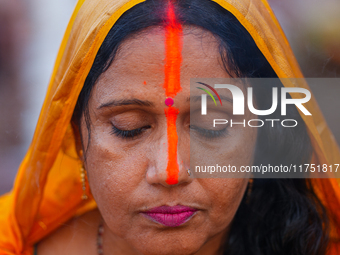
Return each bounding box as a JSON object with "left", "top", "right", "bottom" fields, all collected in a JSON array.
[{"left": 73, "top": 0, "right": 329, "bottom": 254}]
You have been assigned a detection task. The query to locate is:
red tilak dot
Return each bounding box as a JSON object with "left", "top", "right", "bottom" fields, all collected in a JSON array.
[{"left": 165, "top": 97, "right": 174, "bottom": 107}]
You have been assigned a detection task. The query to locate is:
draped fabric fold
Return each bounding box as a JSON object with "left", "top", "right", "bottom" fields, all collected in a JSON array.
[{"left": 0, "top": 0, "right": 339, "bottom": 253}]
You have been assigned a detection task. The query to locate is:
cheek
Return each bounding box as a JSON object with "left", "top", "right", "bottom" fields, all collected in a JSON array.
[
  {"left": 201, "top": 178, "right": 248, "bottom": 229},
  {"left": 191, "top": 126, "right": 257, "bottom": 178},
  {"left": 226, "top": 125, "right": 257, "bottom": 165},
  {"left": 83, "top": 126, "right": 149, "bottom": 219}
]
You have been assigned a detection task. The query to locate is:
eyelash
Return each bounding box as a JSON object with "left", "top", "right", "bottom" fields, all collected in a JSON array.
[
  {"left": 189, "top": 125, "right": 229, "bottom": 139},
  {"left": 111, "top": 125, "right": 151, "bottom": 139}
]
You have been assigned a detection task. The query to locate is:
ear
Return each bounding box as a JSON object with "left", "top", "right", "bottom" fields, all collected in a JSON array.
[{"left": 71, "top": 118, "right": 85, "bottom": 162}]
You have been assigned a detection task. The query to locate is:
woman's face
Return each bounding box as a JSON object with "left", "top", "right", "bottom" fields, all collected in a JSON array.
[{"left": 80, "top": 27, "right": 257, "bottom": 255}]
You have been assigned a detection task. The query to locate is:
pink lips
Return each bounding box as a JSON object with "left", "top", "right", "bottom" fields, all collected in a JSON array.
[{"left": 141, "top": 205, "right": 198, "bottom": 227}]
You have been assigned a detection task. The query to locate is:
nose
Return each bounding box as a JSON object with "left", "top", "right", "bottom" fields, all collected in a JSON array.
[{"left": 146, "top": 129, "right": 191, "bottom": 187}]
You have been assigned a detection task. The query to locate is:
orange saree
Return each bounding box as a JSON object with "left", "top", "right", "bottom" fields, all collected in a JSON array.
[{"left": 0, "top": 0, "right": 339, "bottom": 254}]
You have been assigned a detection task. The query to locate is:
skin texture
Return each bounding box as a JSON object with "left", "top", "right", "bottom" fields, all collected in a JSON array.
[{"left": 38, "top": 26, "right": 257, "bottom": 255}]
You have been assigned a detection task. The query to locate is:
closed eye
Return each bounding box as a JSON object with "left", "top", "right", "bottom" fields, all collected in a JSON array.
[{"left": 111, "top": 125, "right": 152, "bottom": 139}]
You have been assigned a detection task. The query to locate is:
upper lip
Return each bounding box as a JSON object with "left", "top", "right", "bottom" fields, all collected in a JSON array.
[{"left": 142, "top": 205, "right": 198, "bottom": 214}]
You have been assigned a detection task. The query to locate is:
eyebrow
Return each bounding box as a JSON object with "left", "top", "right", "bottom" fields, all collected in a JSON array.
[
  {"left": 98, "top": 99, "right": 154, "bottom": 109},
  {"left": 187, "top": 95, "right": 233, "bottom": 104}
]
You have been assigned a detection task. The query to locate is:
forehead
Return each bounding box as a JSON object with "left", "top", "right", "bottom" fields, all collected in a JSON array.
[{"left": 92, "top": 26, "right": 230, "bottom": 105}]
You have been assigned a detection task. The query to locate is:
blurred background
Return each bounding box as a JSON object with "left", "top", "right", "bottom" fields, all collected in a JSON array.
[{"left": 0, "top": 0, "right": 339, "bottom": 195}]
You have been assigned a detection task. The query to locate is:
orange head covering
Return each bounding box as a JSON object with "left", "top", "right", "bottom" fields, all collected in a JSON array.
[{"left": 0, "top": 0, "right": 339, "bottom": 254}]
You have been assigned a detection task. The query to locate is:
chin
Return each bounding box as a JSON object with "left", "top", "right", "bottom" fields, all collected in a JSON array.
[{"left": 126, "top": 232, "right": 206, "bottom": 255}]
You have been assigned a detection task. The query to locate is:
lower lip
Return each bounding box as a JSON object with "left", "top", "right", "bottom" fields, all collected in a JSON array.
[{"left": 142, "top": 210, "right": 197, "bottom": 227}]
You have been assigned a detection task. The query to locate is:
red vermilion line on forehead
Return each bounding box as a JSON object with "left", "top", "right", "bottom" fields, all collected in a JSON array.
[
  {"left": 164, "top": 1, "right": 182, "bottom": 98},
  {"left": 164, "top": 0, "right": 182, "bottom": 185}
]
